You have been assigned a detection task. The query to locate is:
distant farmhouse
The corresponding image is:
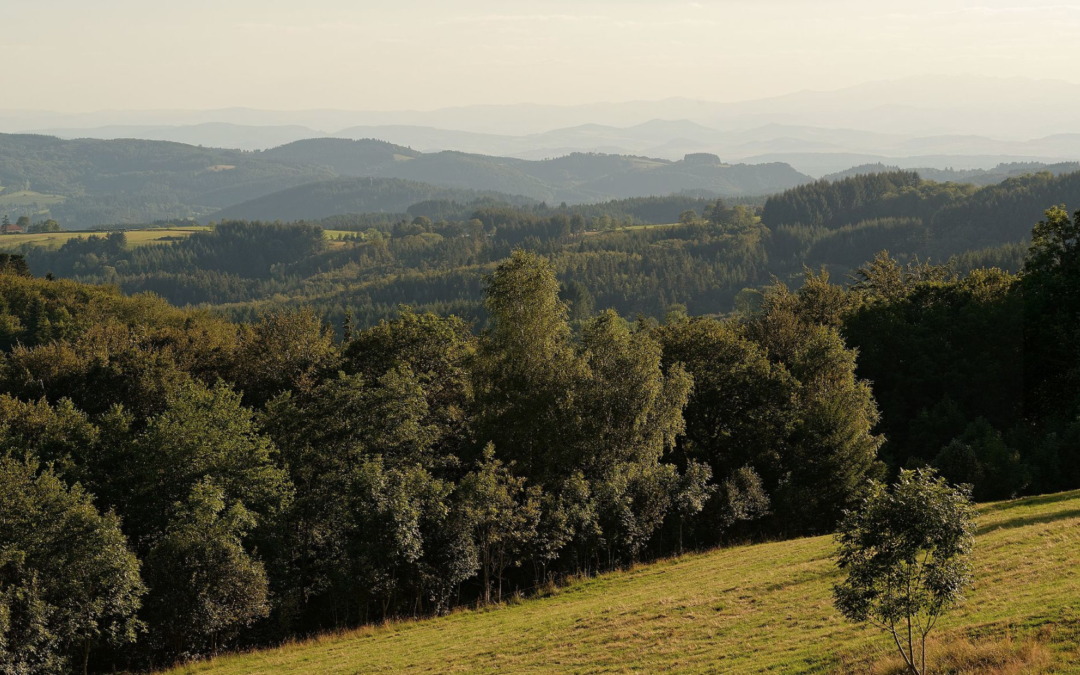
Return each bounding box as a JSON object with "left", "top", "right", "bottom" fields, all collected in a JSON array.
[{"left": 1, "top": 216, "right": 28, "bottom": 234}]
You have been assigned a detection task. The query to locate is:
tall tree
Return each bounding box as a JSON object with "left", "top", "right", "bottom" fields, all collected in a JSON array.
[
  {"left": 0, "top": 458, "right": 144, "bottom": 675},
  {"left": 474, "top": 250, "right": 583, "bottom": 479},
  {"left": 1023, "top": 206, "right": 1080, "bottom": 420},
  {"left": 746, "top": 284, "right": 885, "bottom": 532},
  {"left": 458, "top": 445, "right": 540, "bottom": 605},
  {"left": 144, "top": 480, "right": 270, "bottom": 656}
]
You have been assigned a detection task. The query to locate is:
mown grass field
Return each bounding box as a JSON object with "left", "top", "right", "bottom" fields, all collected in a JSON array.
[
  {"left": 323, "top": 229, "right": 364, "bottom": 249},
  {"left": 583, "top": 222, "right": 678, "bottom": 237},
  {"left": 0, "top": 227, "right": 209, "bottom": 250},
  {"left": 0, "top": 189, "right": 66, "bottom": 208},
  {"left": 166, "top": 490, "right": 1080, "bottom": 674}
]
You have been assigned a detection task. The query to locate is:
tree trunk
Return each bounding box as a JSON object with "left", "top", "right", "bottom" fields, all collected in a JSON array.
[{"left": 482, "top": 549, "right": 491, "bottom": 605}]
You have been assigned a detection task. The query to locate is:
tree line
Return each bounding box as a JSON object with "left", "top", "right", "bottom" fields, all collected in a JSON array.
[
  {"left": 1, "top": 200, "right": 1078, "bottom": 672},
  {"left": 0, "top": 244, "right": 882, "bottom": 671},
  {"left": 9, "top": 168, "right": 1079, "bottom": 340}
]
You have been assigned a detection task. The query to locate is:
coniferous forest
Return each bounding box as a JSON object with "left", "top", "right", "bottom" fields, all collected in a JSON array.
[{"left": 1, "top": 160, "right": 1078, "bottom": 669}]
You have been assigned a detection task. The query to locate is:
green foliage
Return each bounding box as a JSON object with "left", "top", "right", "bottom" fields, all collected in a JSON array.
[
  {"left": 458, "top": 445, "right": 540, "bottom": 604},
  {"left": 0, "top": 134, "right": 336, "bottom": 227},
  {"left": 745, "top": 283, "right": 886, "bottom": 531},
  {"left": 123, "top": 381, "right": 291, "bottom": 542},
  {"left": 1, "top": 195, "right": 1079, "bottom": 672},
  {"left": 0, "top": 457, "right": 144, "bottom": 675},
  {"left": 144, "top": 480, "right": 269, "bottom": 657},
  {"left": 155, "top": 491, "right": 1080, "bottom": 675},
  {"left": 833, "top": 469, "right": 976, "bottom": 675},
  {"left": 933, "top": 419, "right": 1025, "bottom": 501},
  {"left": 232, "top": 307, "right": 337, "bottom": 406},
  {"left": 933, "top": 172, "right": 1080, "bottom": 252},
  {"left": 1022, "top": 206, "right": 1080, "bottom": 423},
  {"left": 0, "top": 254, "right": 30, "bottom": 278},
  {"left": 13, "top": 168, "right": 1074, "bottom": 335},
  {"left": 212, "top": 178, "right": 533, "bottom": 223},
  {"left": 344, "top": 311, "right": 475, "bottom": 455},
  {"left": 761, "top": 171, "right": 922, "bottom": 229},
  {"left": 26, "top": 219, "right": 62, "bottom": 234},
  {"left": 657, "top": 317, "right": 791, "bottom": 539}
]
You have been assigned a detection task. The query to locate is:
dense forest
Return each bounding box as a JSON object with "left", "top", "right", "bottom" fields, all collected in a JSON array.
[
  {"left": 823, "top": 160, "right": 1080, "bottom": 186},
  {"left": 1, "top": 193, "right": 1078, "bottom": 671},
  {"left": 7, "top": 169, "right": 1077, "bottom": 330}
]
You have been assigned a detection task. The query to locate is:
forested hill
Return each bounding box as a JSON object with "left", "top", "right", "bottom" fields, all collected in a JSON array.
[
  {"left": 823, "top": 160, "right": 1080, "bottom": 185},
  {"left": 763, "top": 168, "right": 1080, "bottom": 256},
  {"left": 0, "top": 133, "right": 335, "bottom": 226},
  {"left": 264, "top": 140, "right": 812, "bottom": 204},
  {"left": 1, "top": 198, "right": 1079, "bottom": 671},
  {"left": 209, "top": 177, "right": 537, "bottom": 223},
  {"left": 8, "top": 169, "right": 1080, "bottom": 329},
  {"left": 0, "top": 133, "right": 812, "bottom": 227}
]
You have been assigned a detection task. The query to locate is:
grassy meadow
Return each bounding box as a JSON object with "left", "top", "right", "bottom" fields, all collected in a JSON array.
[
  {"left": 0, "top": 189, "right": 66, "bottom": 208},
  {"left": 165, "top": 490, "right": 1080, "bottom": 674},
  {"left": 0, "top": 227, "right": 210, "bottom": 250}
]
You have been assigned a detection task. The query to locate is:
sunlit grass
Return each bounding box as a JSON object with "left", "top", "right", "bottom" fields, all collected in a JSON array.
[
  {"left": 165, "top": 490, "right": 1080, "bottom": 674},
  {"left": 0, "top": 227, "right": 209, "bottom": 250}
]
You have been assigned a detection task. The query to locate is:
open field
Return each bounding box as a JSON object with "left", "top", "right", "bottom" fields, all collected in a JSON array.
[
  {"left": 0, "top": 227, "right": 209, "bottom": 250},
  {"left": 582, "top": 222, "right": 679, "bottom": 237},
  {"left": 166, "top": 490, "right": 1080, "bottom": 675},
  {"left": 0, "top": 189, "right": 66, "bottom": 208}
]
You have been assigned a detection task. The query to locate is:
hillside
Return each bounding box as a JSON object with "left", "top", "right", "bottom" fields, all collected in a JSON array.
[
  {"left": 209, "top": 177, "right": 536, "bottom": 222},
  {"left": 0, "top": 226, "right": 207, "bottom": 249},
  {"left": 12, "top": 169, "right": 1078, "bottom": 329},
  {"left": 167, "top": 490, "right": 1080, "bottom": 674},
  {"left": 578, "top": 158, "right": 809, "bottom": 199},
  {"left": 0, "top": 134, "right": 335, "bottom": 227},
  {"left": 261, "top": 137, "right": 422, "bottom": 174},
  {"left": 30, "top": 123, "right": 326, "bottom": 152},
  {"left": 824, "top": 161, "right": 1080, "bottom": 186},
  {"left": 256, "top": 140, "right": 815, "bottom": 204},
  {"left": 0, "top": 134, "right": 812, "bottom": 227}
]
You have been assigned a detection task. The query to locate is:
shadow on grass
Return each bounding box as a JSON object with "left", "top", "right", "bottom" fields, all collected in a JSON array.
[
  {"left": 978, "top": 508, "right": 1080, "bottom": 535},
  {"left": 979, "top": 490, "right": 1080, "bottom": 515}
]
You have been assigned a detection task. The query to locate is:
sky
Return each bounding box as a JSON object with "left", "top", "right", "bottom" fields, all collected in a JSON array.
[{"left": 3, "top": 0, "right": 1080, "bottom": 112}]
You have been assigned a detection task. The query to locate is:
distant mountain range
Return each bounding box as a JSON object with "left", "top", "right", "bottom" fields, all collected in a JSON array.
[
  {"left": 7, "top": 76, "right": 1080, "bottom": 175},
  {"left": 6, "top": 75, "right": 1080, "bottom": 135},
  {"left": 25, "top": 120, "right": 1080, "bottom": 178},
  {"left": 0, "top": 134, "right": 812, "bottom": 227},
  {"left": 256, "top": 139, "right": 808, "bottom": 203}
]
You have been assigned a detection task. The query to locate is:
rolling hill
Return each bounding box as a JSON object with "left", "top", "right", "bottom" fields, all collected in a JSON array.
[
  {"left": 209, "top": 177, "right": 536, "bottom": 223},
  {"left": 0, "top": 133, "right": 812, "bottom": 227},
  {"left": 0, "top": 133, "right": 336, "bottom": 227},
  {"left": 165, "top": 490, "right": 1080, "bottom": 674},
  {"left": 28, "top": 122, "right": 327, "bottom": 152},
  {"left": 826, "top": 161, "right": 1080, "bottom": 186},
  {"left": 21, "top": 126, "right": 1079, "bottom": 232},
  {"left": 252, "top": 139, "right": 814, "bottom": 205}
]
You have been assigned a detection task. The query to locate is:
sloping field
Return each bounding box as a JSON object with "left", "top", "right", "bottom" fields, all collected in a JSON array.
[
  {"left": 169, "top": 491, "right": 1080, "bottom": 674},
  {"left": 0, "top": 227, "right": 209, "bottom": 249},
  {"left": 0, "top": 189, "right": 66, "bottom": 208}
]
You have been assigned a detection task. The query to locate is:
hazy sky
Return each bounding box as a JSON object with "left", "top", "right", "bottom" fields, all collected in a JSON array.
[{"left": 4, "top": 0, "right": 1080, "bottom": 111}]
